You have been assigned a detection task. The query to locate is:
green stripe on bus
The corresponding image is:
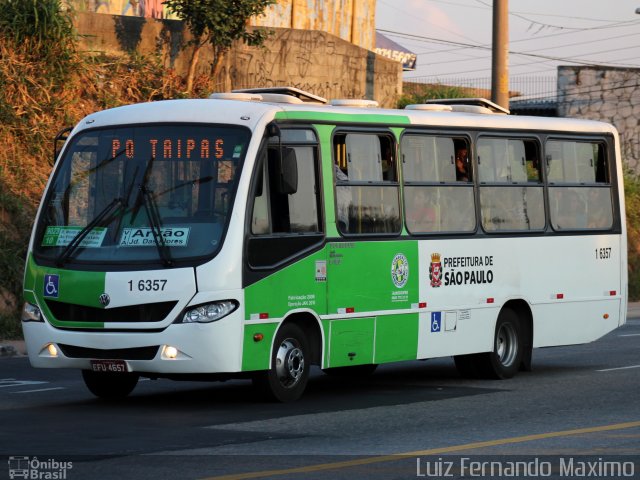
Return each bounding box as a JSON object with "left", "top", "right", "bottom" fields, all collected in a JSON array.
[
  {"left": 27, "top": 255, "right": 107, "bottom": 328},
  {"left": 329, "top": 317, "right": 375, "bottom": 367},
  {"left": 375, "top": 313, "right": 419, "bottom": 363},
  {"left": 242, "top": 323, "right": 278, "bottom": 371},
  {"left": 244, "top": 249, "right": 329, "bottom": 320},
  {"left": 23, "top": 290, "right": 37, "bottom": 305},
  {"left": 316, "top": 124, "right": 340, "bottom": 237}
]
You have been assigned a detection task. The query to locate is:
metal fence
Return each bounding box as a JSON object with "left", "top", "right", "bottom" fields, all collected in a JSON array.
[{"left": 403, "top": 76, "right": 557, "bottom": 102}]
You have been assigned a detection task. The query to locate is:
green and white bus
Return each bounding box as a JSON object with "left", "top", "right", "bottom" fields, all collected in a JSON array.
[{"left": 22, "top": 88, "right": 627, "bottom": 401}]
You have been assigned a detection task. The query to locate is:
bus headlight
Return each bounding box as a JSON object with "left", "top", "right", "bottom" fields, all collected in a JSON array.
[
  {"left": 21, "top": 302, "right": 43, "bottom": 322},
  {"left": 179, "top": 300, "right": 238, "bottom": 324}
]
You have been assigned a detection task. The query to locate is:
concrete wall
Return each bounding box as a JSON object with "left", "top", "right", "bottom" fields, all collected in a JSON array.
[
  {"left": 66, "top": 0, "right": 376, "bottom": 50},
  {"left": 253, "top": 0, "right": 376, "bottom": 51},
  {"left": 229, "top": 28, "right": 400, "bottom": 106},
  {"left": 74, "top": 12, "right": 401, "bottom": 107},
  {"left": 558, "top": 66, "right": 640, "bottom": 171}
]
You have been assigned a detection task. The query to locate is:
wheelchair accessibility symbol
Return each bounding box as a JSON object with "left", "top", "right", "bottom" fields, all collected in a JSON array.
[
  {"left": 44, "top": 274, "right": 59, "bottom": 298},
  {"left": 431, "top": 312, "right": 441, "bottom": 333}
]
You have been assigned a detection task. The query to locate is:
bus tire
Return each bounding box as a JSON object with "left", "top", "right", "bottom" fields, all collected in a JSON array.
[
  {"left": 253, "top": 323, "right": 310, "bottom": 402},
  {"left": 478, "top": 308, "right": 523, "bottom": 379},
  {"left": 322, "top": 364, "right": 378, "bottom": 377},
  {"left": 81, "top": 370, "right": 139, "bottom": 399}
]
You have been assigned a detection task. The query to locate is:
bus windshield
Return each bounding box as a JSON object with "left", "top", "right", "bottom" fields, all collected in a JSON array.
[{"left": 33, "top": 124, "right": 250, "bottom": 267}]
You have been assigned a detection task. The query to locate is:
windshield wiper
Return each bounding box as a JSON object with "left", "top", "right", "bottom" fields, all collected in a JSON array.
[
  {"left": 112, "top": 164, "right": 140, "bottom": 239},
  {"left": 139, "top": 182, "right": 173, "bottom": 267},
  {"left": 129, "top": 155, "right": 155, "bottom": 225},
  {"left": 55, "top": 197, "right": 123, "bottom": 267},
  {"left": 127, "top": 156, "right": 173, "bottom": 267}
]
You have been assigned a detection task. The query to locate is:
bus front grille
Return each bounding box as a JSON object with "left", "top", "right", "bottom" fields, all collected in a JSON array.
[
  {"left": 45, "top": 300, "right": 178, "bottom": 323},
  {"left": 59, "top": 344, "right": 159, "bottom": 360}
]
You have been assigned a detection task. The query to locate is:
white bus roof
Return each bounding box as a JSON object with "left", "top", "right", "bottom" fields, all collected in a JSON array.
[{"left": 73, "top": 96, "right": 618, "bottom": 136}]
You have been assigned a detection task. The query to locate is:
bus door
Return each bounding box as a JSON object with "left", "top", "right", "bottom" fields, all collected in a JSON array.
[
  {"left": 325, "top": 131, "right": 418, "bottom": 367},
  {"left": 245, "top": 128, "right": 326, "bottom": 321}
]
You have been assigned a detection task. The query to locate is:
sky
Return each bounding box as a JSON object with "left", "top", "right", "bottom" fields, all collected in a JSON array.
[{"left": 375, "top": 0, "right": 640, "bottom": 98}]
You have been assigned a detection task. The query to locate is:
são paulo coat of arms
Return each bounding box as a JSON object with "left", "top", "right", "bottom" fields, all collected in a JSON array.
[{"left": 429, "top": 253, "right": 442, "bottom": 287}]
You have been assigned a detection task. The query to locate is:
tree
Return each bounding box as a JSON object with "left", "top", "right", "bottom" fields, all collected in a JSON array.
[
  {"left": 397, "top": 85, "right": 468, "bottom": 109},
  {"left": 163, "top": 0, "right": 275, "bottom": 94}
]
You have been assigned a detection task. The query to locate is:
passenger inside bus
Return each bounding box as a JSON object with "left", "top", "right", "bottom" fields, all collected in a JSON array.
[{"left": 455, "top": 143, "right": 470, "bottom": 182}]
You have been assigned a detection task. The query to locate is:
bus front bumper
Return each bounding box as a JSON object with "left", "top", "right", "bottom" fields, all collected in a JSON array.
[{"left": 22, "top": 310, "right": 245, "bottom": 375}]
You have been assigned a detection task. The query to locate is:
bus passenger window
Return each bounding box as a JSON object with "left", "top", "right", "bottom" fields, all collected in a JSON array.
[
  {"left": 250, "top": 146, "right": 320, "bottom": 235},
  {"left": 333, "top": 132, "right": 401, "bottom": 235},
  {"left": 478, "top": 137, "right": 544, "bottom": 232},
  {"left": 454, "top": 141, "right": 471, "bottom": 182},
  {"left": 547, "top": 140, "right": 612, "bottom": 231},
  {"left": 400, "top": 134, "right": 475, "bottom": 234},
  {"left": 247, "top": 128, "right": 324, "bottom": 269},
  {"left": 546, "top": 141, "right": 608, "bottom": 184},
  {"left": 250, "top": 153, "right": 270, "bottom": 234}
]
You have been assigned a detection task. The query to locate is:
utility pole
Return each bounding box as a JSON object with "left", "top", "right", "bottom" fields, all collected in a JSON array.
[{"left": 491, "top": 0, "right": 509, "bottom": 110}]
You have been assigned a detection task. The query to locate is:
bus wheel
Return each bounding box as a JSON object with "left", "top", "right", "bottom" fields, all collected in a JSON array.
[
  {"left": 81, "top": 370, "right": 139, "bottom": 399},
  {"left": 480, "top": 308, "right": 523, "bottom": 379},
  {"left": 253, "top": 323, "right": 310, "bottom": 402},
  {"left": 322, "top": 364, "right": 378, "bottom": 377}
]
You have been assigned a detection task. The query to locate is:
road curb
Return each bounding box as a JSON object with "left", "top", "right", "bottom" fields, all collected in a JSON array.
[
  {"left": 0, "top": 345, "right": 18, "bottom": 357},
  {"left": 0, "top": 340, "right": 26, "bottom": 357}
]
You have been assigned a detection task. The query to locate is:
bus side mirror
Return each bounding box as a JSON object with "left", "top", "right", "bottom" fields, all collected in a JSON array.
[
  {"left": 278, "top": 147, "right": 298, "bottom": 195},
  {"left": 53, "top": 126, "right": 73, "bottom": 165}
]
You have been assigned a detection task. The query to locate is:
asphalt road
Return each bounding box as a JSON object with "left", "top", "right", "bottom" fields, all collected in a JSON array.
[{"left": 1, "top": 316, "right": 639, "bottom": 480}]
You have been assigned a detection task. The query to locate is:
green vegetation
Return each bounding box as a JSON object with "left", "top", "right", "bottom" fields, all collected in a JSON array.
[
  {"left": 0, "top": 2, "right": 205, "bottom": 339},
  {"left": 397, "top": 84, "right": 469, "bottom": 109},
  {"left": 0, "top": 0, "right": 75, "bottom": 68},
  {"left": 163, "top": 0, "right": 274, "bottom": 93},
  {"left": 624, "top": 171, "right": 640, "bottom": 300}
]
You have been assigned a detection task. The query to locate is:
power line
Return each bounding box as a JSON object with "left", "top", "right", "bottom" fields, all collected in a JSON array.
[
  {"left": 518, "top": 31, "right": 640, "bottom": 55},
  {"left": 379, "top": 0, "right": 484, "bottom": 46},
  {"left": 376, "top": 1, "right": 640, "bottom": 81},
  {"left": 382, "top": 28, "right": 640, "bottom": 65},
  {"left": 474, "top": 0, "right": 639, "bottom": 32},
  {"left": 410, "top": 31, "right": 640, "bottom": 63},
  {"left": 381, "top": 29, "right": 640, "bottom": 76},
  {"left": 406, "top": 76, "right": 640, "bottom": 104}
]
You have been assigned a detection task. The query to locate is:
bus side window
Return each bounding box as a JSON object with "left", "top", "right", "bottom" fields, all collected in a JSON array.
[
  {"left": 547, "top": 140, "right": 612, "bottom": 231},
  {"left": 333, "top": 132, "right": 401, "bottom": 235},
  {"left": 251, "top": 146, "right": 320, "bottom": 235},
  {"left": 247, "top": 137, "right": 323, "bottom": 268},
  {"left": 478, "top": 137, "right": 545, "bottom": 232},
  {"left": 401, "top": 134, "right": 475, "bottom": 234},
  {"left": 250, "top": 152, "right": 270, "bottom": 234}
]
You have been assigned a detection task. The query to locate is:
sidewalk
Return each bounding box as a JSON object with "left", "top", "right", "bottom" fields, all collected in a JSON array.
[
  {"left": 627, "top": 301, "right": 640, "bottom": 319},
  {"left": 3, "top": 302, "right": 640, "bottom": 358},
  {"left": 0, "top": 339, "right": 26, "bottom": 357}
]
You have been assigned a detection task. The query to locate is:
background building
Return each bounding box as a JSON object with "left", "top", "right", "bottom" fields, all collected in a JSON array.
[
  {"left": 66, "top": 0, "right": 401, "bottom": 106},
  {"left": 66, "top": 0, "right": 375, "bottom": 50}
]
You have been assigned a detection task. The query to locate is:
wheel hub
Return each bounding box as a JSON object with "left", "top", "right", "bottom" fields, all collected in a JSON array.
[
  {"left": 275, "top": 339, "right": 305, "bottom": 388},
  {"left": 496, "top": 322, "right": 518, "bottom": 367}
]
